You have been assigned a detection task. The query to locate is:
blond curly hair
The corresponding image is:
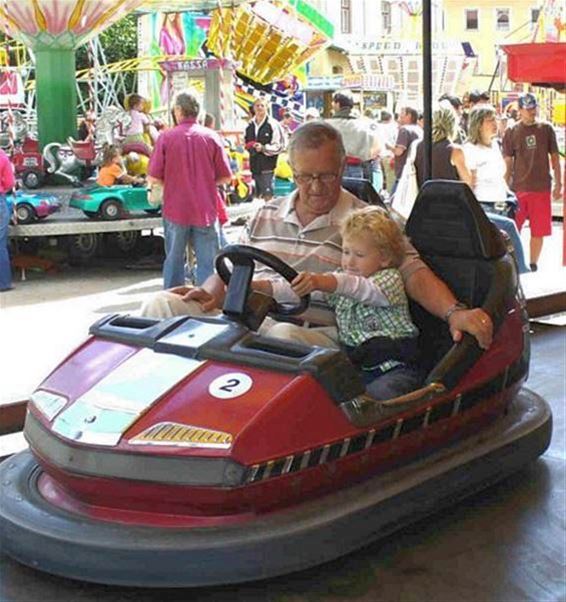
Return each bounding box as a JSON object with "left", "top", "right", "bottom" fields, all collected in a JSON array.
[{"left": 341, "top": 206, "right": 406, "bottom": 268}]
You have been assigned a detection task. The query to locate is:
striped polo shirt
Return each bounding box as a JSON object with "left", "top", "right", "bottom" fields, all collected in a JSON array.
[{"left": 239, "top": 189, "right": 425, "bottom": 315}]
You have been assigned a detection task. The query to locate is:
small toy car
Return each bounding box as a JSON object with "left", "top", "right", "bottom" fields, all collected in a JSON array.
[
  {"left": 69, "top": 184, "right": 159, "bottom": 220},
  {"left": 14, "top": 190, "right": 61, "bottom": 224}
]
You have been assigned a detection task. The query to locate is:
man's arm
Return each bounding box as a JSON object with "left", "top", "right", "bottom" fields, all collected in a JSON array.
[
  {"left": 503, "top": 156, "right": 513, "bottom": 187},
  {"left": 550, "top": 152, "right": 562, "bottom": 200},
  {"left": 261, "top": 121, "right": 285, "bottom": 156},
  {"left": 404, "top": 267, "right": 493, "bottom": 349}
]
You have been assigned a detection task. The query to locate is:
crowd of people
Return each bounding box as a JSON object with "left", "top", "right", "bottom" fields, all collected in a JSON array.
[{"left": 330, "top": 89, "right": 561, "bottom": 273}]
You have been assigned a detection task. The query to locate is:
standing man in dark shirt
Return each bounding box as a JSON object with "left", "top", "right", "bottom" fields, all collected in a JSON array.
[
  {"left": 386, "top": 106, "right": 421, "bottom": 193},
  {"left": 245, "top": 98, "right": 285, "bottom": 201},
  {"left": 502, "top": 92, "right": 562, "bottom": 271}
]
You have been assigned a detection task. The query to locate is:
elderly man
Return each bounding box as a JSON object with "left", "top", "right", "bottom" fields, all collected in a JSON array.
[
  {"left": 148, "top": 91, "right": 232, "bottom": 288},
  {"left": 141, "top": 122, "right": 492, "bottom": 357}
]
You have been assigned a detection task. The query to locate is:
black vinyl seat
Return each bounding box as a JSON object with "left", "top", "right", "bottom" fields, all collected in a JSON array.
[{"left": 405, "top": 180, "right": 517, "bottom": 390}]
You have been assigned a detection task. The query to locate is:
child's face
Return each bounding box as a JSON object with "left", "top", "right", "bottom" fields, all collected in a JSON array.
[
  {"left": 341, "top": 234, "right": 390, "bottom": 277},
  {"left": 112, "top": 154, "right": 121, "bottom": 164}
]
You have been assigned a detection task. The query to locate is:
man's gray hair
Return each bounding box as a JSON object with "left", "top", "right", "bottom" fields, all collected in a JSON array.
[
  {"left": 174, "top": 91, "right": 200, "bottom": 118},
  {"left": 288, "top": 121, "right": 346, "bottom": 163}
]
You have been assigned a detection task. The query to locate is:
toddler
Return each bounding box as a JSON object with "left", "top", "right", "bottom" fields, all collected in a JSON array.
[
  {"left": 272, "top": 206, "right": 420, "bottom": 399},
  {"left": 97, "top": 146, "right": 144, "bottom": 187}
]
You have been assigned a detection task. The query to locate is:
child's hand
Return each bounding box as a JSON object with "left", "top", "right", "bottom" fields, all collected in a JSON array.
[
  {"left": 291, "top": 272, "right": 318, "bottom": 296},
  {"left": 292, "top": 272, "right": 337, "bottom": 295}
]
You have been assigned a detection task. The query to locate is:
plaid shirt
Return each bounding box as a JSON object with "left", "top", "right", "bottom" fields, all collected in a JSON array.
[{"left": 328, "top": 268, "right": 418, "bottom": 373}]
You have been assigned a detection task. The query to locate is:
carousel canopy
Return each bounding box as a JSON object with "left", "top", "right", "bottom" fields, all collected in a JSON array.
[
  {"left": 0, "top": 0, "right": 143, "bottom": 50},
  {"left": 0, "top": 0, "right": 251, "bottom": 49},
  {"left": 207, "top": 0, "right": 333, "bottom": 84}
]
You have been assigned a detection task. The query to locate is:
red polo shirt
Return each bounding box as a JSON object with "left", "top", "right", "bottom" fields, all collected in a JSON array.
[
  {"left": 148, "top": 118, "right": 231, "bottom": 227},
  {"left": 0, "top": 149, "right": 15, "bottom": 194}
]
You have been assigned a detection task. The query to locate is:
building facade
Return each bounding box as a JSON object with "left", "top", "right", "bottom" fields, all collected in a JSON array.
[{"left": 442, "top": 0, "right": 542, "bottom": 92}]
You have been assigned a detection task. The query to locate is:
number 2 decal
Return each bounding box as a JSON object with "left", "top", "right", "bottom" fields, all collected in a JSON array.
[{"left": 209, "top": 373, "right": 253, "bottom": 399}]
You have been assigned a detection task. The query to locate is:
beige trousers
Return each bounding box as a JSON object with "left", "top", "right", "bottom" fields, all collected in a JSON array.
[{"left": 140, "top": 292, "right": 339, "bottom": 348}]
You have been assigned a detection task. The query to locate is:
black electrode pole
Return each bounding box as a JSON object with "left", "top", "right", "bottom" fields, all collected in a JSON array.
[{"left": 422, "top": 0, "right": 432, "bottom": 180}]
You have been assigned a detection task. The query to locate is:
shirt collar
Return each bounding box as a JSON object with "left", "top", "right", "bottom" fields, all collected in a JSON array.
[{"left": 278, "top": 188, "right": 360, "bottom": 231}]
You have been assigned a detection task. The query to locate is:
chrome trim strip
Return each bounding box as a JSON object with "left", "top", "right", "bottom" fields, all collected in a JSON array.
[
  {"left": 423, "top": 407, "right": 432, "bottom": 428},
  {"left": 452, "top": 394, "right": 462, "bottom": 417},
  {"left": 248, "top": 464, "right": 260, "bottom": 483},
  {"left": 340, "top": 438, "right": 350, "bottom": 458},
  {"left": 393, "top": 419, "right": 403, "bottom": 440},
  {"left": 282, "top": 455, "right": 294, "bottom": 474},
  {"left": 263, "top": 460, "right": 274, "bottom": 480},
  {"left": 365, "top": 429, "right": 376, "bottom": 449},
  {"left": 300, "top": 450, "right": 311, "bottom": 470},
  {"left": 319, "top": 444, "right": 330, "bottom": 465}
]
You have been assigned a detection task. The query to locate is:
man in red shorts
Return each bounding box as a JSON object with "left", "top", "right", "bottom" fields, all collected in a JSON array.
[{"left": 503, "top": 92, "right": 562, "bottom": 271}]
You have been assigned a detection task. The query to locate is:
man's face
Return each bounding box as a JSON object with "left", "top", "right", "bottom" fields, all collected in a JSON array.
[
  {"left": 291, "top": 141, "right": 344, "bottom": 217},
  {"left": 519, "top": 106, "right": 537, "bottom": 125},
  {"left": 398, "top": 110, "right": 409, "bottom": 125}
]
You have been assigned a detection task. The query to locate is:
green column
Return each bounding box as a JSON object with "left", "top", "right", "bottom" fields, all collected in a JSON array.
[{"left": 35, "top": 49, "right": 77, "bottom": 150}]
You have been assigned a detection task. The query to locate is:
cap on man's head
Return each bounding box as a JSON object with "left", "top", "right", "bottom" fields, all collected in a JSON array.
[
  {"left": 469, "top": 89, "right": 490, "bottom": 104},
  {"left": 332, "top": 90, "right": 354, "bottom": 109},
  {"left": 518, "top": 92, "right": 538, "bottom": 109}
]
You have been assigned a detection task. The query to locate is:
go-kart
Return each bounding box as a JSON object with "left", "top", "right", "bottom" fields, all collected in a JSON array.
[
  {"left": 69, "top": 183, "right": 158, "bottom": 220},
  {"left": 13, "top": 190, "right": 61, "bottom": 224},
  {"left": 0, "top": 181, "right": 551, "bottom": 587}
]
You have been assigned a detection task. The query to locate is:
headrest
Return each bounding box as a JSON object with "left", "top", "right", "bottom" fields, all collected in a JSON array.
[{"left": 405, "top": 180, "right": 507, "bottom": 260}]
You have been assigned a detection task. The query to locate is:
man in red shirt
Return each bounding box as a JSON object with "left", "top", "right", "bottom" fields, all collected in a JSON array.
[
  {"left": 503, "top": 92, "right": 562, "bottom": 271},
  {"left": 0, "top": 147, "right": 16, "bottom": 291},
  {"left": 148, "top": 92, "right": 232, "bottom": 288}
]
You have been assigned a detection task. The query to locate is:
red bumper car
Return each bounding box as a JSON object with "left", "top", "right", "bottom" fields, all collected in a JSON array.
[{"left": 0, "top": 182, "right": 551, "bottom": 586}]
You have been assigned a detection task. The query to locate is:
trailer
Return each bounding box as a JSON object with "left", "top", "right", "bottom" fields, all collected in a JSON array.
[{"left": 8, "top": 200, "right": 262, "bottom": 265}]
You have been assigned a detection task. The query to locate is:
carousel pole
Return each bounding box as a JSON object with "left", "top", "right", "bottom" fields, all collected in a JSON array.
[{"left": 422, "top": 0, "right": 432, "bottom": 181}]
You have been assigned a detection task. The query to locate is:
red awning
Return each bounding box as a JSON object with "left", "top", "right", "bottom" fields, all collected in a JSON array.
[{"left": 502, "top": 43, "right": 566, "bottom": 86}]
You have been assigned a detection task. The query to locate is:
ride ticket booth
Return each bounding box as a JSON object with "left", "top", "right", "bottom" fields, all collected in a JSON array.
[{"left": 159, "top": 58, "right": 237, "bottom": 130}]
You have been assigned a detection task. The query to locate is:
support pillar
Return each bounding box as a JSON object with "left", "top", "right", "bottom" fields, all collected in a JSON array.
[{"left": 35, "top": 49, "right": 77, "bottom": 149}]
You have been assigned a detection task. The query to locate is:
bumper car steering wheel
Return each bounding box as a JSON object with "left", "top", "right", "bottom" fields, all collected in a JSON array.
[{"left": 215, "top": 244, "right": 310, "bottom": 328}]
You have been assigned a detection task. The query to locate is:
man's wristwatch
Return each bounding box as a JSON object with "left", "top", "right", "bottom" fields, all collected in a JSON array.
[{"left": 444, "top": 302, "right": 468, "bottom": 322}]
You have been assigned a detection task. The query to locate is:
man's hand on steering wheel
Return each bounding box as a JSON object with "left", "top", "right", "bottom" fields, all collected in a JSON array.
[{"left": 182, "top": 286, "right": 218, "bottom": 312}]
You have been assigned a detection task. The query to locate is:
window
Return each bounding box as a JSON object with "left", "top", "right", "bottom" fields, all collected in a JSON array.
[
  {"left": 381, "top": 1, "right": 391, "bottom": 35},
  {"left": 465, "top": 9, "right": 479, "bottom": 31},
  {"left": 496, "top": 8, "right": 510, "bottom": 31},
  {"left": 341, "top": 0, "right": 352, "bottom": 34},
  {"left": 531, "top": 8, "right": 541, "bottom": 29}
]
